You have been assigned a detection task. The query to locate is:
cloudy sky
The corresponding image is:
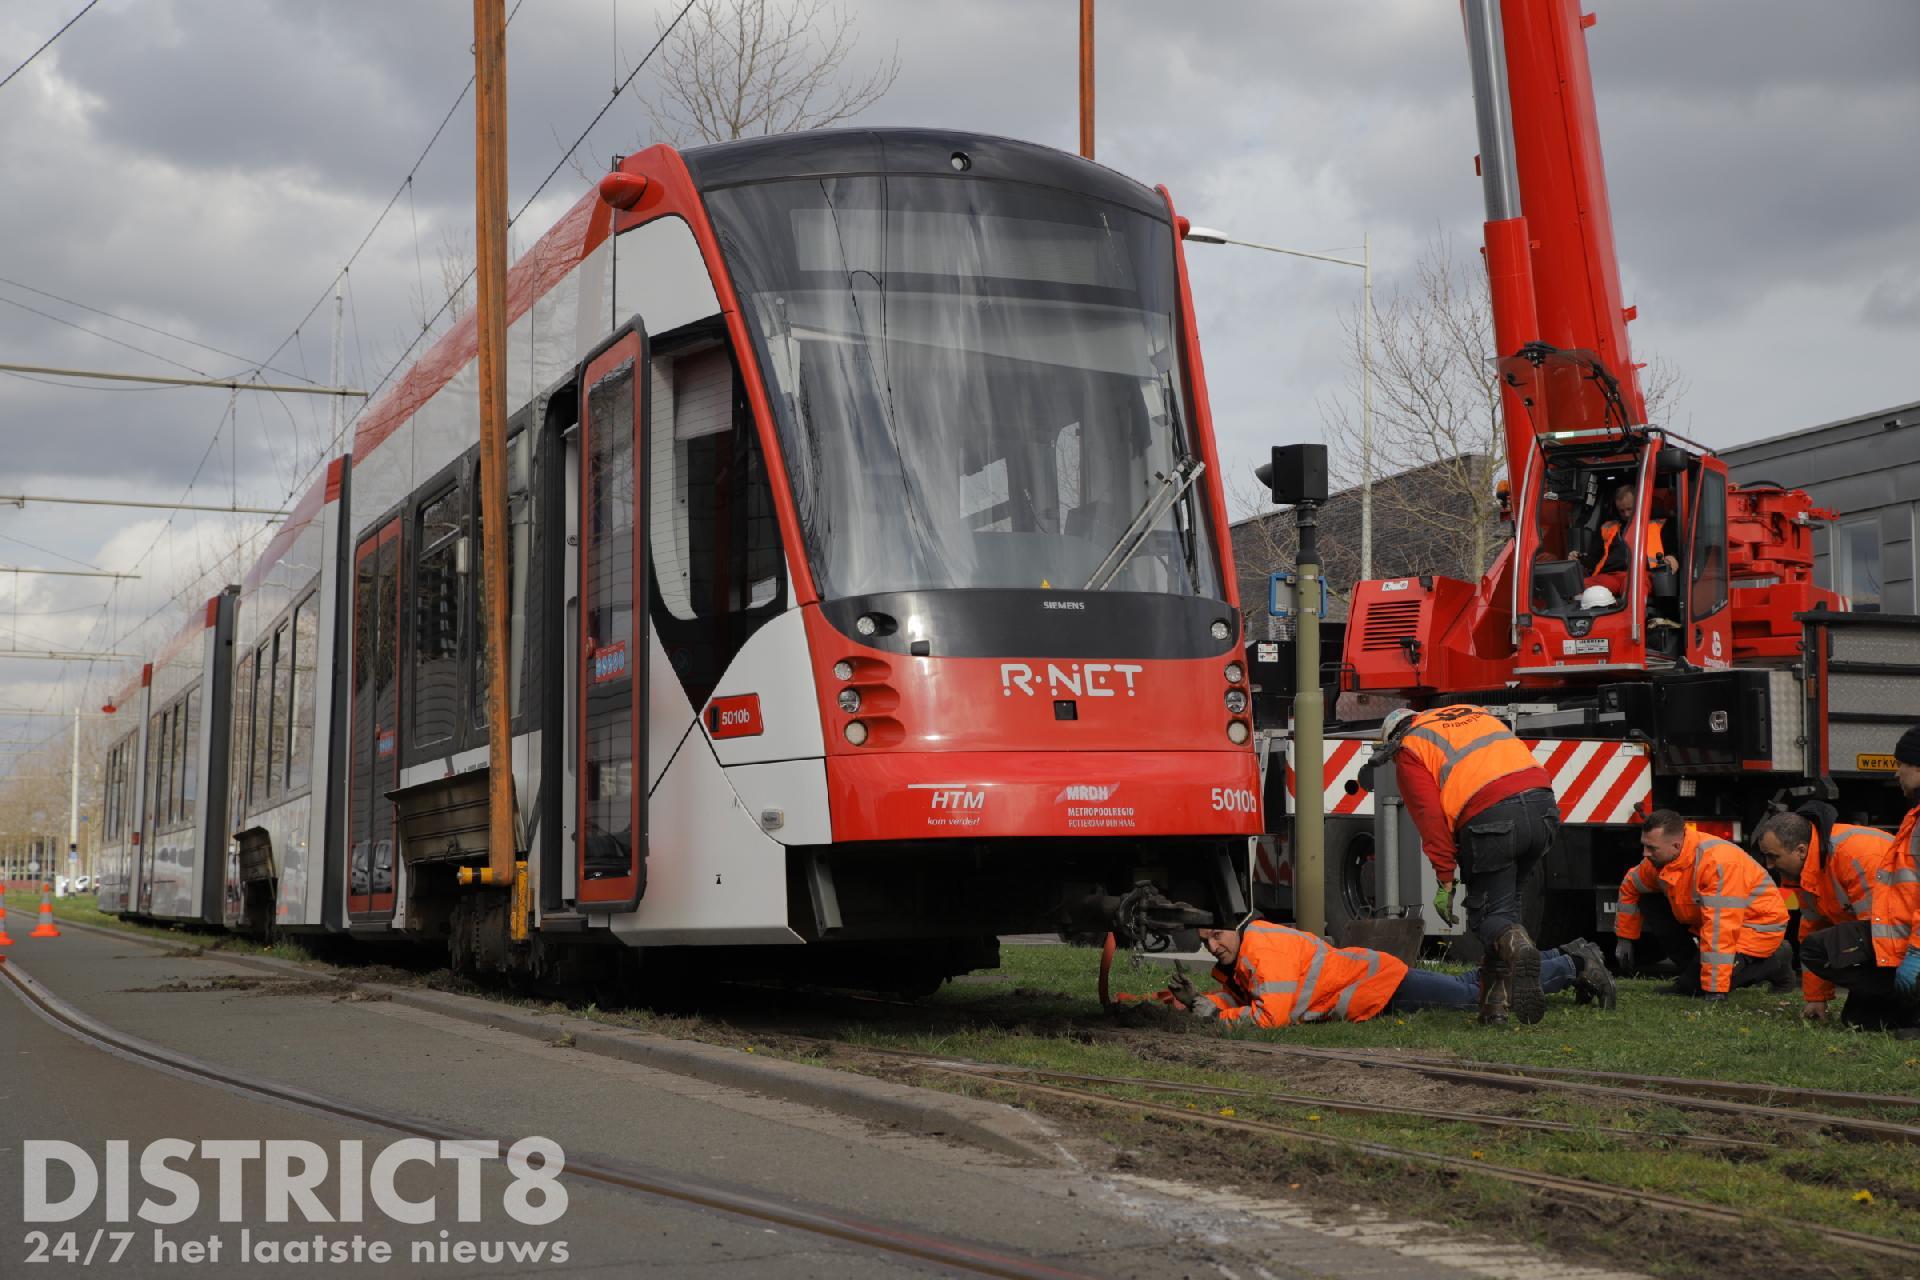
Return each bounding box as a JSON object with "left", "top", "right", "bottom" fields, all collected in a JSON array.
[{"left": 1, "top": 0, "right": 1916, "bottom": 752}]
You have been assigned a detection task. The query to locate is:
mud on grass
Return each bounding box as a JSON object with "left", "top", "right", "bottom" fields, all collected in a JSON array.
[{"left": 956, "top": 1081, "right": 1905, "bottom": 1280}]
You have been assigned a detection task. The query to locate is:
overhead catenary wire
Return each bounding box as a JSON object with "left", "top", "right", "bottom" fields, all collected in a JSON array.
[
  {"left": 0, "top": 0, "right": 102, "bottom": 95},
  {"left": 264, "top": 0, "right": 697, "bottom": 515},
  {"left": 0, "top": 275, "right": 316, "bottom": 386}
]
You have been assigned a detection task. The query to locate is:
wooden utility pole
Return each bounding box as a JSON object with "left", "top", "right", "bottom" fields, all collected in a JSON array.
[
  {"left": 472, "top": 0, "right": 519, "bottom": 919},
  {"left": 1078, "top": 0, "right": 1095, "bottom": 159}
]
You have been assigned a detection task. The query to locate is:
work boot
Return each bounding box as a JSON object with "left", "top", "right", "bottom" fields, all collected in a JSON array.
[
  {"left": 1494, "top": 925, "right": 1546, "bottom": 1025},
  {"left": 1560, "top": 937, "right": 1617, "bottom": 1011},
  {"left": 1477, "top": 954, "right": 1510, "bottom": 1025}
]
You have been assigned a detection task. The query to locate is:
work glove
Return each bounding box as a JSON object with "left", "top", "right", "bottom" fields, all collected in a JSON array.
[
  {"left": 1165, "top": 970, "right": 1201, "bottom": 1010},
  {"left": 1802, "top": 1000, "right": 1828, "bottom": 1022},
  {"left": 1432, "top": 880, "right": 1459, "bottom": 928},
  {"left": 1896, "top": 950, "right": 1920, "bottom": 995},
  {"left": 1613, "top": 939, "right": 1634, "bottom": 974}
]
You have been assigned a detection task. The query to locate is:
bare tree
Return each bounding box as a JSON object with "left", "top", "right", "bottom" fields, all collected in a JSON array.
[
  {"left": 641, "top": 0, "right": 900, "bottom": 146},
  {"left": 1317, "top": 235, "right": 1685, "bottom": 581}
]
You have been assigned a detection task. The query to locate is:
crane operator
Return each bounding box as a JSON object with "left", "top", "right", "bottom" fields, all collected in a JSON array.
[{"left": 1582, "top": 483, "right": 1677, "bottom": 600}]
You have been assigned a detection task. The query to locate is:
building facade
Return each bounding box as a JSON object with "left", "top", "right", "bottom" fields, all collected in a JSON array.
[{"left": 1720, "top": 400, "right": 1920, "bottom": 615}]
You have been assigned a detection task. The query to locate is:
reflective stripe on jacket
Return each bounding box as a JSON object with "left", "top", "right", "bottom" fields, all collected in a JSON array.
[
  {"left": 1798, "top": 822, "right": 1897, "bottom": 1002},
  {"left": 1597, "top": 518, "right": 1665, "bottom": 574},
  {"left": 1394, "top": 705, "right": 1555, "bottom": 879},
  {"left": 1197, "top": 921, "right": 1408, "bottom": 1028},
  {"left": 1874, "top": 806, "right": 1920, "bottom": 968},
  {"left": 1614, "top": 825, "right": 1787, "bottom": 993}
]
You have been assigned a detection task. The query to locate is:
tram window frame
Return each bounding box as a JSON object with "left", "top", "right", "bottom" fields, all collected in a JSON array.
[
  {"left": 266, "top": 621, "right": 292, "bottom": 800},
  {"left": 233, "top": 648, "right": 255, "bottom": 818},
  {"left": 412, "top": 477, "right": 469, "bottom": 755},
  {"left": 645, "top": 323, "right": 788, "bottom": 710},
  {"left": 287, "top": 589, "right": 318, "bottom": 795},
  {"left": 250, "top": 638, "right": 273, "bottom": 806},
  {"left": 466, "top": 426, "right": 534, "bottom": 743},
  {"left": 148, "top": 705, "right": 168, "bottom": 830},
  {"left": 180, "top": 687, "right": 200, "bottom": 827}
]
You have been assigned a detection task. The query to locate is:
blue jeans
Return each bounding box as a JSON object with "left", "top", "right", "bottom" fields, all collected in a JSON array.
[
  {"left": 1388, "top": 949, "right": 1576, "bottom": 1012},
  {"left": 1458, "top": 787, "right": 1560, "bottom": 947}
]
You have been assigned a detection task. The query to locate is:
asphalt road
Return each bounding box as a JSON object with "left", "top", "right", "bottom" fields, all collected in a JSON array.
[{"left": 1, "top": 913, "right": 1634, "bottom": 1279}]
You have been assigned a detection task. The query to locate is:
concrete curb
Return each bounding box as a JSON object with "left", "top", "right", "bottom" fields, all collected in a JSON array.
[{"left": 11, "top": 909, "right": 1065, "bottom": 1166}]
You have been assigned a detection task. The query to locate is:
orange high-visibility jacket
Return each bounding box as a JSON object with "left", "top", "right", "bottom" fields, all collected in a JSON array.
[
  {"left": 1874, "top": 805, "right": 1920, "bottom": 968},
  {"left": 1798, "top": 823, "right": 1897, "bottom": 1002},
  {"left": 1597, "top": 517, "right": 1666, "bottom": 573},
  {"left": 1196, "top": 921, "right": 1408, "bottom": 1029},
  {"left": 1394, "top": 705, "right": 1554, "bottom": 878},
  {"left": 1615, "top": 826, "right": 1788, "bottom": 993}
]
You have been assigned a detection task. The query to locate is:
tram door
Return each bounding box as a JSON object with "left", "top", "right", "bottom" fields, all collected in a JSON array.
[
  {"left": 575, "top": 323, "right": 649, "bottom": 908},
  {"left": 348, "top": 519, "right": 401, "bottom": 920}
]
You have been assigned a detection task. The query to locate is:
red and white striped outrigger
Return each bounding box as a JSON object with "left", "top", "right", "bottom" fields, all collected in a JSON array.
[{"left": 1255, "top": 736, "right": 1653, "bottom": 892}]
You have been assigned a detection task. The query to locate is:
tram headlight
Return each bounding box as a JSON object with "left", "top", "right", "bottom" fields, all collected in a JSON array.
[
  {"left": 832, "top": 660, "right": 854, "bottom": 681},
  {"left": 1227, "top": 720, "right": 1251, "bottom": 745},
  {"left": 1224, "top": 688, "right": 1249, "bottom": 715},
  {"left": 837, "top": 688, "right": 862, "bottom": 714},
  {"left": 1224, "top": 661, "right": 1244, "bottom": 685},
  {"left": 844, "top": 720, "right": 870, "bottom": 746},
  {"left": 856, "top": 614, "right": 879, "bottom": 637},
  {"left": 1210, "top": 619, "right": 1231, "bottom": 641}
]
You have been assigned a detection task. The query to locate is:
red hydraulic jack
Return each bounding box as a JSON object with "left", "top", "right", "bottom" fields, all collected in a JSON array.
[{"left": 29, "top": 881, "right": 61, "bottom": 939}]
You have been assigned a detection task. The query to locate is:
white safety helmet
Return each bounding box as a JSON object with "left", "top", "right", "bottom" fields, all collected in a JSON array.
[
  {"left": 1380, "top": 707, "right": 1418, "bottom": 742},
  {"left": 1577, "top": 585, "right": 1617, "bottom": 610}
]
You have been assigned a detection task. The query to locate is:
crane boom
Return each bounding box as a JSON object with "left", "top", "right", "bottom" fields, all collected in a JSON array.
[{"left": 1465, "top": 0, "right": 1646, "bottom": 486}]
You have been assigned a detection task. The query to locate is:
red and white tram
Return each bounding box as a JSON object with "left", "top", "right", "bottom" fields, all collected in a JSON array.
[{"left": 109, "top": 130, "right": 1261, "bottom": 986}]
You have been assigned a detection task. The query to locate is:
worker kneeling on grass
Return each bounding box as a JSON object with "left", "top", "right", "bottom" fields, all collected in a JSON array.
[
  {"left": 1751, "top": 799, "right": 1903, "bottom": 1030},
  {"left": 1378, "top": 704, "right": 1561, "bottom": 1025},
  {"left": 1614, "top": 809, "right": 1791, "bottom": 1000},
  {"left": 1164, "top": 919, "right": 1614, "bottom": 1029},
  {"left": 1786, "top": 725, "right": 1920, "bottom": 1037}
]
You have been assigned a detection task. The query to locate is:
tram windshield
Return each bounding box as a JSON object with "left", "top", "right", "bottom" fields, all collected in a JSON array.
[{"left": 704, "top": 176, "right": 1223, "bottom": 601}]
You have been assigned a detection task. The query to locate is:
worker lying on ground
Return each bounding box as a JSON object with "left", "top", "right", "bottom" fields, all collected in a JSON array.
[
  {"left": 1163, "top": 918, "right": 1615, "bottom": 1029},
  {"left": 1377, "top": 704, "right": 1560, "bottom": 1024},
  {"left": 1751, "top": 800, "right": 1898, "bottom": 1027},
  {"left": 1614, "top": 809, "right": 1791, "bottom": 999}
]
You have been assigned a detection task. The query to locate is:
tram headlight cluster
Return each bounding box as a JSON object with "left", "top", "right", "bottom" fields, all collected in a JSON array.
[
  {"left": 837, "top": 688, "right": 862, "bottom": 714},
  {"left": 832, "top": 660, "right": 854, "bottom": 681},
  {"left": 1224, "top": 688, "right": 1248, "bottom": 715}
]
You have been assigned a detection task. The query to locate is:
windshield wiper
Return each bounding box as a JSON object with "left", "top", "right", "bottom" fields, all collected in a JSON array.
[{"left": 1084, "top": 454, "right": 1205, "bottom": 590}]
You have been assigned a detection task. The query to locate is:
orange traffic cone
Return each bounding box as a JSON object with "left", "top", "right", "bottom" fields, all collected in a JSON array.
[
  {"left": 29, "top": 881, "right": 60, "bottom": 939},
  {"left": 0, "top": 911, "right": 13, "bottom": 960}
]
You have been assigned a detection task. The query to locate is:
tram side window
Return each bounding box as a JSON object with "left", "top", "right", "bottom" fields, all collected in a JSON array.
[
  {"left": 250, "top": 640, "right": 272, "bottom": 805},
  {"left": 468, "top": 430, "right": 531, "bottom": 730},
  {"left": 414, "top": 483, "right": 468, "bottom": 751},
  {"left": 180, "top": 688, "right": 199, "bottom": 826},
  {"left": 648, "top": 335, "right": 785, "bottom": 707},
  {"left": 233, "top": 649, "right": 255, "bottom": 818},
  {"left": 149, "top": 708, "right": 169, "bottom": 829},
  {"left": 288, "top": 592, "right": 318, "bottom": 793},
  {"left": 266, "top": 622, "right": 291, "bottom": 800}
]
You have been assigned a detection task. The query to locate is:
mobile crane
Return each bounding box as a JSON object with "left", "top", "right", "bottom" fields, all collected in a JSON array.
[{"left": 1259, "top": 0, "right": 1920, "bottom": 945}]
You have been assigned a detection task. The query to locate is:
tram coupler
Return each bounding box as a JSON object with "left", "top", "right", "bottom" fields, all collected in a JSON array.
[{"left": 1072, "top": 880, "right": 1215, "bottom": 953}]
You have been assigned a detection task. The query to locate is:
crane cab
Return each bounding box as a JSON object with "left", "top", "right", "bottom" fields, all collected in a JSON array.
[{"left": 1503, "top": 348, "right": 1731, "bottom": 682}]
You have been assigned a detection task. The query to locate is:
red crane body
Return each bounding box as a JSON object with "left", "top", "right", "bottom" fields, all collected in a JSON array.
[{"left": 1342, "top": 0, "right": 1840, "bottom": 700}]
